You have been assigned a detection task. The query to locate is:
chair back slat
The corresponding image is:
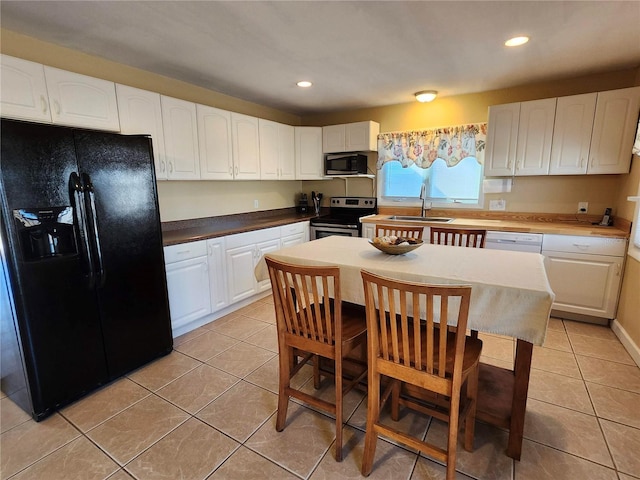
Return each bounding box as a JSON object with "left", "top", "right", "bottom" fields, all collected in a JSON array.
[
  {"left": 267, "top": 258, "right": 340, "bottom": 346},
  {"left": 430, "top": 227, "right": 486, "bottom": 248},
  {"left": 376, "top": 224, "right": 424, "bottom": 240},
  {"left": 361, "top": 270, "right": 472, "bottom": 382}
]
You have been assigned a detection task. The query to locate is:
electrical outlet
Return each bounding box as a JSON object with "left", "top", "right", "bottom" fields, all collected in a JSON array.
[
  {"left": 254, "top": 199, "right": 259, "bottom": 208},
  {"left": 489, "top": 199, "right": 506, "bottom": 211},
  {"left": 578, "top": 202, "right": 588, "bottom": 214}
]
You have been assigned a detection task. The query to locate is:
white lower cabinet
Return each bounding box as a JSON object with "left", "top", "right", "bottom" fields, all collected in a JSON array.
[
  {"left": 280, "top": 221, "right": 309, "bottom": 247},
  {"left": 164, "top": 241, "right": 211, "bottom": 332},
  {"left": 207, "top": 237, "right": 228, "bottom": 312},
  {"left": 542, "top": 234, "right": 626, "bottom": 320}
]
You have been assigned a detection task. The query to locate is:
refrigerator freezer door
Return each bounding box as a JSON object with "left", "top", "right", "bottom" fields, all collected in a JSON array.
[
  {"left": 0, "top": 119, "right": 109, "bottom": 419},
  {"left": 73, "top": 130, "right": 172, "bottom": 379}
]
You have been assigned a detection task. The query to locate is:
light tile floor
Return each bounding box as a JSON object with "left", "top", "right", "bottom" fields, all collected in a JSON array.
[{"left": 2, "top": 295, "right": 639, "bottom": 480}]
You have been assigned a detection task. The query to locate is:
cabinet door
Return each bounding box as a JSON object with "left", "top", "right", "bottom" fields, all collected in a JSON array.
[
  {"left": 226, "top": 244, "right": 258, "bottom": 303},
  {"left": 588, "top": 86, "right": 640, "bottom": 174},
  {"left": 116, "top": 85, "right": 167, "bottom": 180},
  {"left": 323, "top": 124, "right": 346, "bottom": 153},
  {"left": 549, "top": 93, "right": 597, "bottom": 175},
  {"left": 278, "top": 123, "right": 296, "bottom": 180},
  {"left": 231, "top": 113, "right": 261, "bottom": 179},
  {"left": 346, "top": 121, "right": 379, "bottom": 152},
  {"left": 255, "top": 238, "right": 281, "bottom": 293},
  {"left": 484, "top": 103, "right": 520, "bottom": 176},
  {"left": 362, "top": 224, "right": 375, "bottom": 240},
  {"left": 296, "top": 127, "right": 324, "bottom": 179},
  {"left": 198, "top": 105, "right": 233, "bottom": 180},
  {"left": 44, "top": 66, "right": 120, "bottom": 131},
  {"left": 207, "top": 238, "right": 228, "bottom": 313},
  {"left": 161, "top": 96, "right": 200, "bottom": 180},
  {"left": 259, "top": 118, "right": 279, "bottom": 180},
  {"left": 543, "top": 252, "right": 623, "bottom": 319},
  {"left": 165, "top": 256, "right": 211, "bottom": 331},
  {"left": 0, "top": 55, "right": 52, "bottom": 123},
  {"left": 515, "top": 98, "right": 556, "bottom": 176}
]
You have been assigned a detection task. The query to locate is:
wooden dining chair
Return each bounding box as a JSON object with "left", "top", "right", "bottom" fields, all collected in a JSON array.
[
  {"left": 376, "top": 224, "right": 424, "bottom": 240},
  {"left": 265, "top": 257, "right": 368, "bottom": 462},
  {"left": 360, "top": 270, "right": 483, "bottom": 480},
  {"left": 430, "top": 227, "right": 486, "bottom": 248}
]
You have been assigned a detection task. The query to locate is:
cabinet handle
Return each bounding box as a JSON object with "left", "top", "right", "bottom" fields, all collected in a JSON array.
[
  {"left": 580, "top": 157, "right": 584, "bottom": 168},
  {"left": 176, "top": 250, "right": 191, "bottom": 255},
  {"left": 168, "top": 162, "right": 173, "bottom": 173},
  {"left": 53, "top": 100, "right": 61, "bottom": 115},
  {"left": 160, "top": 161, "right": 166, "bottom": 172},
  {"left": 229, "top": 166, "right": 233, "bottom": 177},
  {"left": 40, "top": 95, "right": 48, "bottom": 114},
  {"left": 572, "top": 243, "right": 590, "bottom": 249},
  {"left": 235, "top": 166, "right": 239, "bottom": 176},
  {"left": 616, "top": 263, "right": 621, "bottom": 276},
  {"left": 590, "top": 157, "right": 595, "bottom": 168}
]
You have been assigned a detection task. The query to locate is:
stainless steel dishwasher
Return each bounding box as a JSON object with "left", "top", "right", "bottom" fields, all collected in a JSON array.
[{"left": 484, "top": 231, "right": 543, "bottom": 253}]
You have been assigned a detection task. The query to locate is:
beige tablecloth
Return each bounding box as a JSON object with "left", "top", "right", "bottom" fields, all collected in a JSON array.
[{"left": 255, "top": 236, "right": 555, "bottom": 345}]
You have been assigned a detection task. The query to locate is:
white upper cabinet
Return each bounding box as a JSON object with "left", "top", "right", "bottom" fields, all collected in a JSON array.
[
  {"left": 161, "top": 96, "right": 200, "bottom": 180},
  {"left": 515, "top": 98, "right": 557, "bottom": 176},
  {"left": 0, "top": 55, "right": 52, "bottom": 123},
  {"left": 295, "top": 126, "right": 324, "bottom": 179},
  {"left": 197, "top": 105, "right": 233, "bottom": 180},
  {"left": 231, "top": 113, "right": 261, "bottom": 180},
  {"left": 587, "top": 86, "right": 640, "bottom": 175},
  {"left": 484, "top": 102, "right": 520, "bottom": 176},
  {"left": 116, "top": 85, "right": 167, "bottom": 180},
  {"left": 549, "top": 93, "right": 597, "bottom": 175},
  {"left": 322, "top": 121, "right": 380, "bottom": 153},
  {"left": 259, "top": 119, "right": 295, "bottom": 180},
  {"left": 44, "top": 66, "right": 120, "bottom": 131}
]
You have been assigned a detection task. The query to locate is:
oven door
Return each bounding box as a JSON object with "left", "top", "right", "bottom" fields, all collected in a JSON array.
[{"left": 310, "top": 225, "right": 359, "bottom": 239}]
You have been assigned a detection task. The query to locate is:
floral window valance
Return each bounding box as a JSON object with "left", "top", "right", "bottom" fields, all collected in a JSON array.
[{"left": 377, "top": 123, "right": 487, "bottom": 170}]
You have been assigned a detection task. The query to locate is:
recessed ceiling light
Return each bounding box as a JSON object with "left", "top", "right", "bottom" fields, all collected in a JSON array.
[
  {"left": 297, "top": 81, "right": 312, "bottom": 88},
  {"left": 505, "top": 36, "right": 529, "bottom": 47}
]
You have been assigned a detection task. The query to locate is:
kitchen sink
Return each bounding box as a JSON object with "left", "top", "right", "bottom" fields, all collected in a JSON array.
[{"left": 388, "top": 215, "right": 454, "bottom": 223}]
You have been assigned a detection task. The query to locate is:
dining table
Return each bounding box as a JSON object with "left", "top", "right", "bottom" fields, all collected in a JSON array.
[{"left": 254, "top": 235, "right": 555, "bottom": 460}]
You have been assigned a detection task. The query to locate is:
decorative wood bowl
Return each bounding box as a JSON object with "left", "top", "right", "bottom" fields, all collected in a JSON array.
[{"left": 369, "top": 238, "right": 424, "bottom": 255}]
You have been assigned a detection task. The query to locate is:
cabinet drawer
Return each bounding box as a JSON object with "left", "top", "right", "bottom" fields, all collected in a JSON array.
[
  {"left": 164, "top": 240, "right": 207, "bottom": 263},
  {"left": 280, "top": 222, "right": 306, "bottom": 237},
  {"left": 542, "top": 234, "right": 626, "bottom": 256},
  {"left": 225, "top": 226, "right": 280, "bottom": 249}
]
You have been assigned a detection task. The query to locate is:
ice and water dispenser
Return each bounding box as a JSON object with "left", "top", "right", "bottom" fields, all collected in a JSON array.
[{"left": 13, "top": 206, "right": 77, "bottom": 261}]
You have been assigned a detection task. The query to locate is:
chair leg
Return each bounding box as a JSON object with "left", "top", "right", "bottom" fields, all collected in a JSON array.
[
  {"left": 335, "top": 355, "right": 343, "bottom": 462},
  {"left": 276, "top": 347, "right": 292, "bottom": 432},
  {"left": 464, "top": 363, "right": 480, "bottom": 452},
  {"left": 361, "top": 371, "right": 381, "bottom": 476},
  {"left": 313, "top": 354, "right": 321, "bottom": 389},
  {"left": 446, "top": 387, "right": 461, "bottom": 480}
]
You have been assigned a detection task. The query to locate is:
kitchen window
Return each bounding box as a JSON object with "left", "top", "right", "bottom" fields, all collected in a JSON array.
[{"left": 376, "top": 124, "right": 486, "bottom": 209}]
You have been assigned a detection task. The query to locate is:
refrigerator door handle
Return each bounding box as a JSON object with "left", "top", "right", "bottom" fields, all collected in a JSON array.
[
  {"left": 69, "top": 172, "right": 96, "bottom": 289},
  {"left": 81, "top": 173, "right": 106, "bottom": 289}
]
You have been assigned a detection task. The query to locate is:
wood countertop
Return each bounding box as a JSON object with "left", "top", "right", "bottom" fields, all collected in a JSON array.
[{"left": 362, "top": 208, "right": 631, "bottom": 238}]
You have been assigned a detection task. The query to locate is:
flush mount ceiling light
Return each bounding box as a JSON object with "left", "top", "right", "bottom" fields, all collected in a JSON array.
[
  {"left": 505, "top": 36, "right": 530, "bottom": 47},
  {"left": 415, "top": 90, "right": 438, "bottom": 103},
  {"left": 296, "top": 81, "right": 312, "bottom": 88}
]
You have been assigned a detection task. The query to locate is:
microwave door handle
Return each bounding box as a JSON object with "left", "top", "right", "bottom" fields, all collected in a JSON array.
[
  {"left": 69, "top": 172, "right": 95, "bottom": 289},
  {"left": 81, "top": 173, "right": 106, "bottom": 289}
]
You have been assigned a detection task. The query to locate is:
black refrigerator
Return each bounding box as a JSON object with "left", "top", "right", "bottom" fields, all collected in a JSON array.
[{"left": 0, "top": 119, "right": 173, "bottom": 420}]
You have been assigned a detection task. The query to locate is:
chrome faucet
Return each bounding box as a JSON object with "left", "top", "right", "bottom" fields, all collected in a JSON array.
[{"left": 420, "top": 184, "right": 431, "bottom": 217}]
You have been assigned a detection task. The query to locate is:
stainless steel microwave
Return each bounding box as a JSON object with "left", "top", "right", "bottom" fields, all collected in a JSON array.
[{"left": 325, "top": 153, "right": 368, "bottom": 176}]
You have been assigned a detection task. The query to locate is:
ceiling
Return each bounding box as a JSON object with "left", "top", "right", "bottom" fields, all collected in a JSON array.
[{"left": 2, "top": 1, "right": 640, "bottom": 116}]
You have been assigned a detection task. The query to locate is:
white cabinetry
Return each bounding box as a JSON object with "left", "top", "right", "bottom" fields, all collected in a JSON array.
[
  {"left": 362, "top": 223, "right": 375, "bottom": 240},
  {"left": 485, "top": 99, "right": 556, "bottom": 176},
  {"left": 542, "top": 234, "right": 626, "bottom": 321},
  {"left": 161, "top": 96, "right": 200, "bottom": 180},
  {"left": 225, "top": 227, "right": 281, "bottom": 303},
  {"left": 259, "top": 119, "right": 295, "bottom": 180},
  {"left": 43, "top": 66, "right": 120, "bottom": 131},
  {"left": 295, "top": 127, "right": 324, "bottom": 179},
  {"left": 0, "top": 55, "right": 52, "bottom": 123},
  {"left": 164, "top": 241, "right": 211, "bottom": 333},
  {"left": 116, "top": 85, "right": 167, "bottom": 179},
  {"left": 197, "top": 105, "right": 234, "bottom": 180},
  {"left": 322, "top": 121, "right": 380, "bottom": 153},
  {"left": 207, "top": 237, "right": 229, "bottom": 313},
  {"left": 280, "top": 221, "right": 309, "bottom": 247},
  {"left": 484, "top": 103, "right": 520, "bottom": 176},
  {"left": 231, "top": 113, "right": 261, "bottom": 180},
  {"left": 588, "top": 86, "right": 640, "bottom": 174},
  {"left": 549, "top": 93, "right": 597, "bottom": 175}
]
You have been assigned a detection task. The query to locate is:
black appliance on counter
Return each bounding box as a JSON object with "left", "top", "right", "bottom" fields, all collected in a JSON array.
[
  {"left": 0, "top": 119, "right": 173, "bottom": 420},
  {"left": 309, "top": 197, "right": 376, "bottom": 239}
]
